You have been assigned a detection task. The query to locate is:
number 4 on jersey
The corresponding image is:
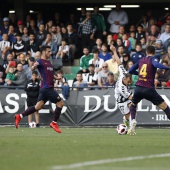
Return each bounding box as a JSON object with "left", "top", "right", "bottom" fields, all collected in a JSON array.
[{"left": 139, "top": 64, "right": 147, "bottom": 77}]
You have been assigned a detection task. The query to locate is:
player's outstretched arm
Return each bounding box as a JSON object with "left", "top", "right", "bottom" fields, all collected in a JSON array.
[
  {"left": 128, "top": 61, "right": 139, "bottom": 75},
  {"left": 152, "top": 59, "right": 170, "bottom": 70},
  {"left": 110, "top": 45, "right": 121, "bottom": 65}
]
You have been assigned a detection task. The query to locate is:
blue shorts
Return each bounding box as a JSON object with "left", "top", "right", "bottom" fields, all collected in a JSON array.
[
  {"left": 38, "top": 88, "right": 62, "bottom": 104},
  {"left": 132, "top": 86, "right": 164, "bottom": 106}
]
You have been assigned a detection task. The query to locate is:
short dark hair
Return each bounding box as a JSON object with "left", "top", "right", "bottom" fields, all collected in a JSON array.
[
  {"left": 162, "top": 60, "right": 168, "bottom": 65},
  {"left": 32, "top": 70, "right": 38, "bottom": 75},
  {"left": 146, "top": 45, "right": 155, "bottom": 55},
  {"left": 41, "top": 45, "right": 51, "bottom": 52},
  {"left": 124, "top": 73, "right": 132, "bottom": 80},
  {"left": 136, "top": 43, "right": 142, "bottom": 48},
  {"left": 92, "top": 48, "right": 99, "bottom": 54},
  {"left": 88, "top": 64, "right": 95, "bottom": 67}
]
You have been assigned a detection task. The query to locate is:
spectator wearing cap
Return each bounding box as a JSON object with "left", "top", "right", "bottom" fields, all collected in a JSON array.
[
  {"left": 161, "top": 46, "right": 170, "bottom": 66},
  {"left": 79, "top": 47, "right": 93, "bottom": 74},
  {"left": 155, "top": 39, "right": 164, "bottom": 56},
  {"left": 82, "top": 64, "right": 98, "bottom": 88},
  {"left": 0, "top": 33, "right": 12, "bottom": 59},
  {"left": 131, "top": 44, "right": 145, "bottom": 64},
  {"left": 105, "top": 72, "right": 116, "bottom": 88},
  {"left": 8, "top": 25, "right": 16, "bottom": 43},
  {"left": 159, "top": 24, "right": 170, "bottom": 45},
  {"left": 0, "top": 17, "right": 10, "bottom": 35},
  {"left": 89, "top": 48, "right": 104, "bottom": 74},
  {"left": 16, "top": 20, "right": 24, "bottom": 35},
  {"left": 161, "top": 16, "right": 170, "bottom": 33},
  {"left": 13, "top": 33, "right": 26, "bottom": 58}
]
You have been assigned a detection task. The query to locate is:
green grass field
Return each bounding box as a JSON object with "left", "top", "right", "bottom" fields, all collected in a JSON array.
[{"left": 1, "top": 127, "right": 170, "bottom": 170}]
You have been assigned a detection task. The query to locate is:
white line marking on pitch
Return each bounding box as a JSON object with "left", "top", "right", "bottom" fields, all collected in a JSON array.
[{"left": 50, "top": 153, "right": 170, "bottom": 170}]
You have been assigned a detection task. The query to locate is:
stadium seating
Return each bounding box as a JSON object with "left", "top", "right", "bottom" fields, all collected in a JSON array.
[{"left": 71, "top": 66, "right": 80, "bottom": 74}]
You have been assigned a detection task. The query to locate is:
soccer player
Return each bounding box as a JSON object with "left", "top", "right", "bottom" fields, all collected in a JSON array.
[
  {"left": 110, "top": 45, "right": 133, "bottom": 128},
  {"left": 15, "top": 46, "right": 64, "bottom": 133},
  {"left": 129, "top": 45, "right": 170, "bottom": 135}
]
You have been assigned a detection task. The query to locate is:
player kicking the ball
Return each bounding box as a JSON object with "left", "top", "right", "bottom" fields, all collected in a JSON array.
[
  {"left": 110, "top": 45, "right": 133, "bottom": 129},
  {"left": 15, "top": 46, "right": 64, "bottom": 133},
  {"left": 129, "top": 45, "right": 170, "bottom": 135}
]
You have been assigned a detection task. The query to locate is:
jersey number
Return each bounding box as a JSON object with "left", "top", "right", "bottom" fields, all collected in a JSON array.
[{"left": 139, "top": 64, "right": 147, "bottom": 77}]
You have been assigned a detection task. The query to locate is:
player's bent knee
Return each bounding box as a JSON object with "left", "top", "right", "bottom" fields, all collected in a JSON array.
[
  {"left": 56, "top": 100, "right": 64, "bottom": 108},
  {"left": 35, "top": 101, "right": 44, "bottom": 110},
  {"left": 157, "top": 101, "right": 167, "bottom": 110}
]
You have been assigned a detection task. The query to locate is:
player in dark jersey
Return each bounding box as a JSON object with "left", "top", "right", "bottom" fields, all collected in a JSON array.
[
  {"left": 14, "top": 46, "right": 64, "bottom": 133},
  {"left": 128, "top": 45, "right": 170, "bottom": 135}
]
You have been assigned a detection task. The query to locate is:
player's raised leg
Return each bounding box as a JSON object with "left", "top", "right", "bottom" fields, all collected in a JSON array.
[
  {"left": 158, "top": 101, "right": 170, "bottom": 120},
  {"left": 15, "top": 101, "right": 44, "bottom": 128}
]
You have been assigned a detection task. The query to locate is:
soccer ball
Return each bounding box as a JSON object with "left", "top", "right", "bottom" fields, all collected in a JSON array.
[
  {"left": 116, "top": 124, "right": 128, "bottom": 135},
  {"left": 29, "top": 121, "right": 36, "bottom": 128}
]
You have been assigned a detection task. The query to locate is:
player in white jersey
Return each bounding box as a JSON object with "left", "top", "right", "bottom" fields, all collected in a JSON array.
[{"left": 110, "top": 45, "right": 133, "bottom": 127}]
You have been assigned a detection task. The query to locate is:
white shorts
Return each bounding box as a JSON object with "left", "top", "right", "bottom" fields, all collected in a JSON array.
[{"left": 117, "top": 100, "right": 131, "bottom": 115}]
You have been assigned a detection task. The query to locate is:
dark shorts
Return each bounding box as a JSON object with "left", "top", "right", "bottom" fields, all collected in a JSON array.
[
  {"left": 132, "top": 86, "right": 164, "bottom": 106},
  {"left": 27, "top": 98, "right": 38, "bottom": 107},
  {"left": 38, "top": 88, "right": 62, "bottom": 104}
]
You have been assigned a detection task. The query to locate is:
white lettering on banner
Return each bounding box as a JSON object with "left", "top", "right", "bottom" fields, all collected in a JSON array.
[
  {"left": 137, "top": 100, "right": 149, "bottom": 112},
  {"left": 21, "top": 94, "right": 27, "bottom": 110},
  {"left": 5, "top": 93, "right": 19, "bottom": 113},
  {"left": 84, "top": 96, "right": 101, "bottom": 112},
  {"left": 0, "top": 101, "right": 3, "bottom": 113},
  {"left": 156, "top": 114, "right": 170, "bottom": 121},
  {"left": 39, "top": 101, "right": 50, "bottom": 113},
  {"left": 137, "top": 95, "right": 170, "bottom": 112},
  {"left": 103, "top": 95, "right": 117, "bottom": 112}
]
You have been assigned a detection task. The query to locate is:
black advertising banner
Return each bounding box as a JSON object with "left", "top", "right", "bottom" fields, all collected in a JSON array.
[{"left": 0, "top": 89, "right": 170, "bottom": 126}]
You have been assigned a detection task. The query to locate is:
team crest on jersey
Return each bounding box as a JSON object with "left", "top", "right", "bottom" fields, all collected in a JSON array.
[{"left": 47, "top": 67, "right": 53, "bottom": 71}]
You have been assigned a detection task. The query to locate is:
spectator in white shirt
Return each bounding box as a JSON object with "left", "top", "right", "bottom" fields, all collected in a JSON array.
[
  {"left": 159, "top": 24, "right": 170, "bottom": 45},
  {"left": 89, "top": 48, "right": 104, "bottom": 74},
  {"left": 56, "top": 39, "right": 69, "bottom": 59},
  {"left": 82, "top": 64, "right": 98, "bottom": 88},
  {"left": 107, "top": 3, "right": 128, "bottom": 34},
  {"left": 0, "top": 33, "right": 12, "bottom": 59}
]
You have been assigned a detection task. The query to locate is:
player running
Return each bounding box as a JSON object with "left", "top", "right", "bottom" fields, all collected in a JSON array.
[
  {"left": 110, "top": 45, "right": 133, "bottom": 128},
  {"left": 129, "top": 45, "right": 170, "bottom": 135},
  {"left": 15, "top": 46, "right": 64, "bottom": 133}
]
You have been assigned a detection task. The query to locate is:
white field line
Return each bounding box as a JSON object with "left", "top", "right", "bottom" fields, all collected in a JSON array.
[{"left": 50, "top": 153, "right": 170, "bottom": 170}]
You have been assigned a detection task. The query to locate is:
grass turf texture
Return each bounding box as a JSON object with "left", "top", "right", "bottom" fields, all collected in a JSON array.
[{"left": 0, "top": 127, "right": 170, "bottom": 170}]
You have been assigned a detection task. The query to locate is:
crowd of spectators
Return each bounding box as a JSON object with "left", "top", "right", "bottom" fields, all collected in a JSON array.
[{"left": 0, "top": 4, "right": 170, "bottom": 90}]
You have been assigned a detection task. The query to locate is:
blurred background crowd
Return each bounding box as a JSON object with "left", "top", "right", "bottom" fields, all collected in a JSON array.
[{"left": 0, "top": 4, "right": 170, "bottom": 90}]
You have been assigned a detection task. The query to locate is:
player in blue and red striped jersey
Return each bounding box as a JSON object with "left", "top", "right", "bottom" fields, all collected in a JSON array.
[
  {"left": 15, "top": 46, "right": 64, "bottom": 133},
  {"left": 128, "top": 45, "right": 170, "bottom": 135}
]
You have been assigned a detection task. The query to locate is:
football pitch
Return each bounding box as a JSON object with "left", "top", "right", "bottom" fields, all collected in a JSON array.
[{"left": 0, "top": 127, "right": 170, "bottom": 170}]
